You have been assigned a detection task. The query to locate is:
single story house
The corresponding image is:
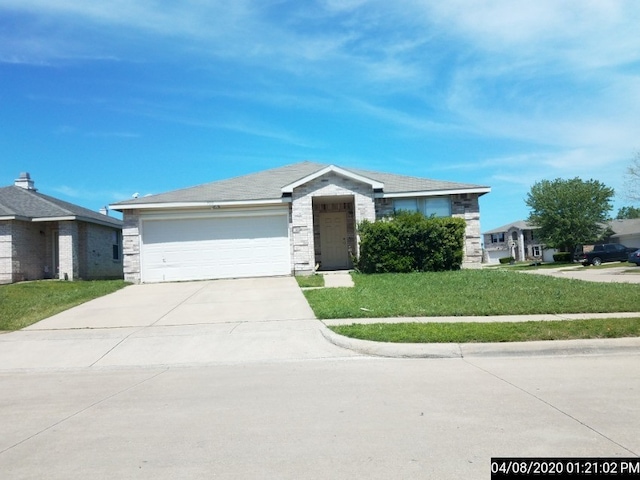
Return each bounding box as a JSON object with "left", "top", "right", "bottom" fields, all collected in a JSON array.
[
  {"left": 111, "top": 162, "right": 491, "bottom": 284},
  {"left": 483, "top": 220, "right": 557, "bottom": 264},
  {"left": 607, "top": 219, "right": 640, "bottom": 249},
  {"left": 0, "top": 173, "right": 123, "bottom": 283}
]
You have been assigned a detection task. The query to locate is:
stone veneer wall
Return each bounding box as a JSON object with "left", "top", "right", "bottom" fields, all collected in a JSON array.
[
  {"left": 451, "top": 194, "right": 483, "bottom": 266},
  {"left": 291, "top": 172, "right": 376, "bottom": 274},
  {"left": 122, "top": 210, "right": 142, "bottom": 284}
]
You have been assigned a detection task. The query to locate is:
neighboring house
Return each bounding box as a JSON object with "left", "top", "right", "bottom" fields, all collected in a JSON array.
[
  {"left": 607, "top": 219, "right": 640, "bottom": 249},
  {"left": 111, "top": 161, "right": 491, "bottom": 283},
  {"left": 483, "top": 220, "right": 557, "bottom": 264},
  {"left": 0, "top": 173, "right": 123, "bottom": 284}
]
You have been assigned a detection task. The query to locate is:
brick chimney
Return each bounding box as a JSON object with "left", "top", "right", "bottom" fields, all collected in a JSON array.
[{"left": 15, "top": 172, "right": 36, "bottom": 191}]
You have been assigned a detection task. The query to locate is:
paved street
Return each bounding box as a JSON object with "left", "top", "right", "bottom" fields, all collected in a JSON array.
[{"left": 1, "top": 354, "right": 638, "bottom": 479}]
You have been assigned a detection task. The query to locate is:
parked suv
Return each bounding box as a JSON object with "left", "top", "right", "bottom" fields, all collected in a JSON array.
[{"left": 574, "top": 243, "right": 636, "bottom": 266}]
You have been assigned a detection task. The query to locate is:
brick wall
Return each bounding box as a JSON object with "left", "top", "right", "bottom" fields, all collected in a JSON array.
[
  {"left": 83, "top": 223, "right": 124, "bottom": 279},
  {"left": 8, "top": 221, "right": 47, "bottom": 282},
  {"left": 58, "top": 221, "right": 79, "bottom": 280}
]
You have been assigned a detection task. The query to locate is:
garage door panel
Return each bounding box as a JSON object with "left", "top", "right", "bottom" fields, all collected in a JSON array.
[{"left": 141, "top": 213, "right": 290, "bottom": 282}]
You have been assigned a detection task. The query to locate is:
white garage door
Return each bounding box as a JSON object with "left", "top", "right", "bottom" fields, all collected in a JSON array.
[{"left": 141, "top": 211, "right": 290, "bottom": 282}]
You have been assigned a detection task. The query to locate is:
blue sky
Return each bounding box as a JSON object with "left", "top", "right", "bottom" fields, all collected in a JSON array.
[{"left": 1, "top": 1, "right": 639, "bottom": 231}]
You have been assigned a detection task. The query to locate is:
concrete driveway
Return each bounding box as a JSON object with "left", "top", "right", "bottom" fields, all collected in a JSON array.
[
  {"left": 521, "top": 264, "right": 640, "bottom": 283},
  {"left": 0, "top": 277, "right": 358, "bottom": 370}
]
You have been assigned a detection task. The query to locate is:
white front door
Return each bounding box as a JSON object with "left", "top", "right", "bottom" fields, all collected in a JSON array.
[{"left": 319, "top": 212, "right": 349, "bottom": 269}]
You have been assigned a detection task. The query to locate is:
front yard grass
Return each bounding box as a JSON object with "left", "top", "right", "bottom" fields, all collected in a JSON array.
[
  {"left": 303, "top": 270, "right": 640, "bottom": 319},
  {"left": 295, "top": 274, "right": 325, "bottom": 288},
  {"left": 0, "top": 280, "right": 128, "bottom": 331},
  {"left": 330, "top": 318, "right": 640, "bottom": 343}
]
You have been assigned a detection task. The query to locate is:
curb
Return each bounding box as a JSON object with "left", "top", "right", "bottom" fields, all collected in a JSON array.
[{"left": 319, "top": 324, "right": 640, "bottom": 358}]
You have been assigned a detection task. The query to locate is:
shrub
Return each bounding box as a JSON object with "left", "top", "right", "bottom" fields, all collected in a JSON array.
[
  {"left": 499, "top": 256, "right": 515, "bottom": 264},
  {"left": 553, "top": 252, "right": 573, "bottom": 263},
  {"left": 356, "top": 212, "right": 465, "bottom": 273}
]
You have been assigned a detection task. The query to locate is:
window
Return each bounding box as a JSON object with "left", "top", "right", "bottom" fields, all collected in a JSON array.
[
  {"left": 393, "top": 197, "right": 451, "bottom": 217},
  {"left": 394, "top": 198, "right": 418, "bottom": 212},
  {"left": 422, "top": 197, "right": 451, "bottom": 217},
  {"left": 112, "top": 231, "right": 121, "bottom": 261},
  {"left": 490, "top": 233, "right": 505, "bottom": 243},
  {"left": 532, "top": 245, "right": 541, "bottom": 257}
]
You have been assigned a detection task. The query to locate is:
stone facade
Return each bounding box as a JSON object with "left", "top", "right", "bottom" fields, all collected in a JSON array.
[
  {"left": 122, "top": 210, "right": 142, "bottom": 284},
  {"left": 451, "top": 194, "right": 483, "bottom": 266},
  {"left": 0, "top": 218, "right": 122, "bottom": 284}
]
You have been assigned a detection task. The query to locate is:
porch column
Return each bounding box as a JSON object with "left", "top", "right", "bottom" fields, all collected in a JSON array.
[
  {"left": 518, "top": 230, "right": 526, "bottom": 261},
  {"left": 58, "top": 221, "right": 79, "bottom": 280}
]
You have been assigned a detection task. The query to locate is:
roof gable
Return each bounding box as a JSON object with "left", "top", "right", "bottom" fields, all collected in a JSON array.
[{"left": 281, "top": 164, "right": 384, "bottom": 193}]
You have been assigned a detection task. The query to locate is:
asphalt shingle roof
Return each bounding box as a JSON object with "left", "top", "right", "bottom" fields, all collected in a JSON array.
[
  {"left": 483, "top": 220, "right": 535, "bottom": 234},
  {"left": 111, "top": 161, "right": 489, "bottom": 206},
  {"left": 0, "top": 185, "right": 122, "bottom": 227}
]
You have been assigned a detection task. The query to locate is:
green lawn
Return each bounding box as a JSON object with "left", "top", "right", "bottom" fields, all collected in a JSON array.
[
  {"left": 295, "top": 274, "right": 325, "bottom": 288},
  {"left": 303, "top": 270, "right": 640, "bottom": 319},
  {"left": 0, "top": 280, "right": 128, "bottom": 331},
  {"left": 330, "top": 318, "right": 640, "bottom": 343}
]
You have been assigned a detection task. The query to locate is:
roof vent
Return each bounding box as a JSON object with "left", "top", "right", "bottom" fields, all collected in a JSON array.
[{"left": 15, "top": 172, "right": 37, "bottom": 191}]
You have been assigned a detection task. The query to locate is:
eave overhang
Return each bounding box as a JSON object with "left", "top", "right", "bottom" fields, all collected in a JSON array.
[{"left": 378, "top": 186, "right": 491, "bottom": 198}]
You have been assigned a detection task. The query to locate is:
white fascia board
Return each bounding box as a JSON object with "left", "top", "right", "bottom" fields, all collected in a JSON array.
[
  {"left": 111, "top": 198, "right": 288, "bottom": 211},
  {"left": 380, "top": 187, "right": 491, "bottom": 198},
  {"left": 281, "top": 165, "right": 384, "bottom": 193},
  {"left": 31, "top": 216, "right": 77, "bottom": 222}
]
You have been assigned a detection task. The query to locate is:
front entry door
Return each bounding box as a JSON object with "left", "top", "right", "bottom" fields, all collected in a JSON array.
[{"left": 319, "top": 212, "right": 349, "bottom": 269}]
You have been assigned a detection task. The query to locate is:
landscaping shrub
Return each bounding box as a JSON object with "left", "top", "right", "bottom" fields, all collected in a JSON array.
[
  {"left": 356, "top": 212, "right": 465, "bottom": 273},
  {"left": 499, "top": 256, "right": 515, "bottom": 264},
  {"left": 553, "top": 252, "right": 573, "bottom": 262}
]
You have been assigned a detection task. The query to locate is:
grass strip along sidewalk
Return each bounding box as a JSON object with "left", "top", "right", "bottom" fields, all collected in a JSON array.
[
  {"left": 302, "top": 270, "right": 640, "bottom": 343},
  {"left": 0, "top": 280, "right": 128, "bottom": 331},
  {"left": 330, "top": 318, "right": 640, "bottom": 343}
]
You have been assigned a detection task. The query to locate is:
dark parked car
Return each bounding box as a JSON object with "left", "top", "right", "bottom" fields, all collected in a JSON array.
[
  {"left": 629, "top": 249, "right": 640, "bottom": 266},
  {"left": 574, "top": 243, "right": 636, "bottom": 266}
]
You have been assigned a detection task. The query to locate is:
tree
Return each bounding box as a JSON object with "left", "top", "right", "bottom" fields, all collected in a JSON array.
[
  {"left": 526, "top": 178, "right": 614, "bottom": 252},
  {"left": 616, "top": 206, "right": 640, "bottom": 219},
  {"left": 624, "top": 152, "right": 640, "bottom": 203}
]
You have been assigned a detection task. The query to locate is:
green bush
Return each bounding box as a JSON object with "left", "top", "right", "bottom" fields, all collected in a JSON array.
[
  {"left": 553, "top": 252, "right": 573, "bottom": 262},
  {"left": 499, "top": 256, "right": 515, "bottom": 264},
  {"left": 356, "top": 212, "right": 465, "bottom": 273}
]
